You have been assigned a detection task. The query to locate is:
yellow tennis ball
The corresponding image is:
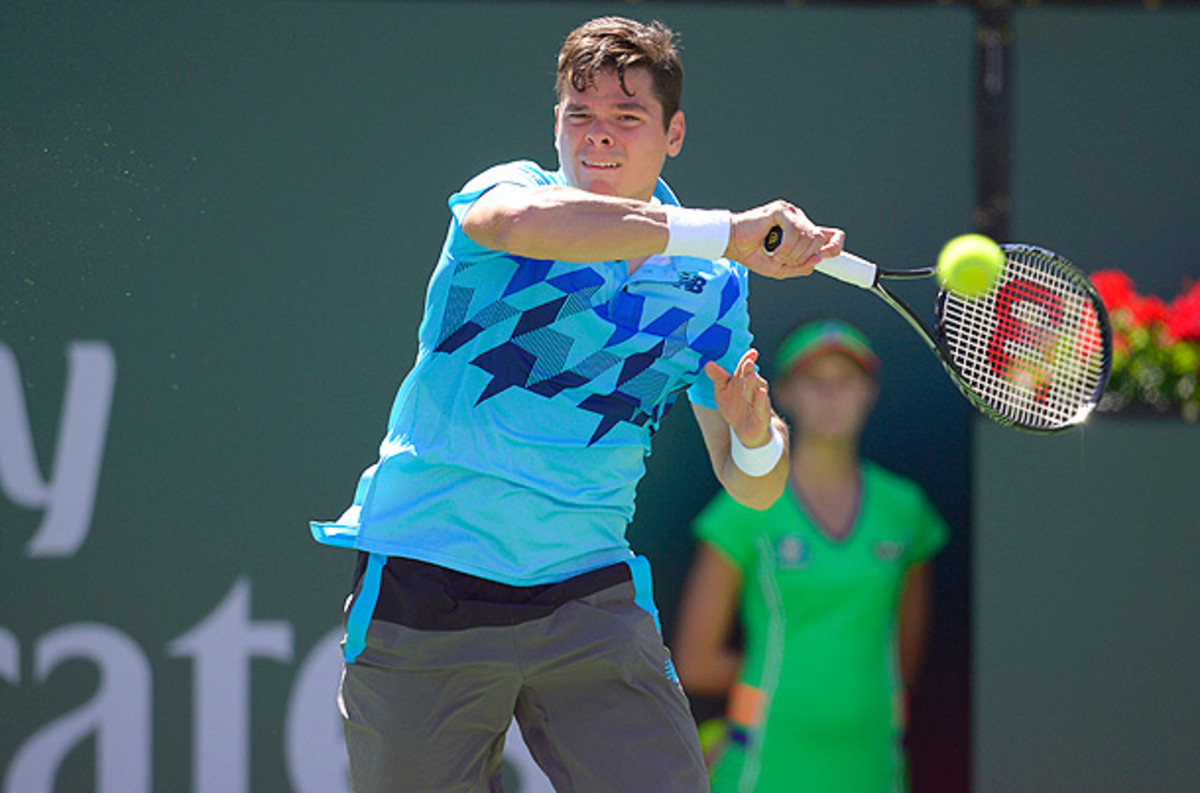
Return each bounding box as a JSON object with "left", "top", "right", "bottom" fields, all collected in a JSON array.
[
  {"left": 937, "top": 234, "right": 1005, "bottom": 297},
  {"left": 696, "top": 718, "right": 727, "bottom": 756}
]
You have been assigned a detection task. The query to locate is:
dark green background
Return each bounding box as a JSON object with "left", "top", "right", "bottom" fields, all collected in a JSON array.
[
  {"left": 974, "top": 419, "right": 1200, "bottom": 792},
  {"left": 3, "top": 2, "right": 1197, "bottom": 791}
]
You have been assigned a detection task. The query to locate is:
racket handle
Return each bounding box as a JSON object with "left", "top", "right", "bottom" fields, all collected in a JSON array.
[
  {"left": 816, "top": 252, "right": 878, "bottom": 289},
  {"left": 763, "top": 225, "right": 878, "bottom": 289}
]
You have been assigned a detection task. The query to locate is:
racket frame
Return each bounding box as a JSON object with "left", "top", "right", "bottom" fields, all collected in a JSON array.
[
  {"left": 764, "top": 227, "right": 1113, "bottom": 432},
  {"left": 867, "top": 246, "right": 1112, "bottom": 433},
  {"left": 813, "top": 245, "right": 1112, "bottom": 433},
  {"left": 931, "top": 243, "right": 1113, "bottom": 433}
]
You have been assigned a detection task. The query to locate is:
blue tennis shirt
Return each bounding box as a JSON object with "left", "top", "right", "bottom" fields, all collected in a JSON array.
[{"left": 311, "top": 161, "right": 753, "bottom": 585}]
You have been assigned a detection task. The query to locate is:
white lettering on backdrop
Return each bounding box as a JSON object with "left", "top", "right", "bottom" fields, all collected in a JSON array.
[
  {"left": 0, "top": 341, "right": 114, "bottom": 557},
  {"left": 0, "top": 343, "right": 552, "bottom": 790}
]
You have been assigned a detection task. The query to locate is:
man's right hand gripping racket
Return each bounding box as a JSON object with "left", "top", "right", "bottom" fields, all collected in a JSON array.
[{"left": 766, "top": 226, "right": 1113, "bottom": 433}]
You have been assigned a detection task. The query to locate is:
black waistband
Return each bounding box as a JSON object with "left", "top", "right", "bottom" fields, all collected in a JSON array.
[{"left": 353, "top": 553, "right": 633, "bottom": 630}]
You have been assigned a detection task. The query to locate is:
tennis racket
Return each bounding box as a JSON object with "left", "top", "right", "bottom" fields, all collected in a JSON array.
[{"left": 765, "top": 226, "right": 1112, "bottom": 433}]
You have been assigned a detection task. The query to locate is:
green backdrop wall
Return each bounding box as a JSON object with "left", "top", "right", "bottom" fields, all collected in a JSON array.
[
  {"left": 2, "top": 2, "right": 1196, "bottom": 791},
  {"left": 974, "top": 7, "right": 1200, "bottom": 791},
  {"left": 974, "top": 418, "right": 1200, "bottom": 792}
]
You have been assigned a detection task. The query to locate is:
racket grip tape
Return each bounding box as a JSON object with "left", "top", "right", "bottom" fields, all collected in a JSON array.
[{"left": 763, "top": 224, "right": 879, "bottom": 289}]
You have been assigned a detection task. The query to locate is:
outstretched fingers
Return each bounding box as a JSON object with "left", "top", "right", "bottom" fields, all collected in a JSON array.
[{"left": 706, "top": 350, "right": 772, "bottom": 446}]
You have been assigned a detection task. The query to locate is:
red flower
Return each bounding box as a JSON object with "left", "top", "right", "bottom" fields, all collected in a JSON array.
[
  {"left": 1091, "top": 270, "right": 1137, "bottom": 312},
  {"left": 1133, "top": 295, "right": 1170, "bottom": 327},
  {"left": 1168, "top": 280, "right": 1200, "bottom": 342},
  {"left": 1091, "top": 269, "right": 1200, "bottom": 421}
]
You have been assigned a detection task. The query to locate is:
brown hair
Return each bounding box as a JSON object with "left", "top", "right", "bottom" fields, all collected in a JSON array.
[{"left": 556, "top": 17, "right": 683, "bottom": 130}]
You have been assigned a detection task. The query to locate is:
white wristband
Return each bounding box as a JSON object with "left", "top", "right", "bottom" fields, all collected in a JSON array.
[
  {"left": 662, "top": 207, "right": 732, "bottom": 260},
  {"left": 729, "top": 424, "right": 784, "bottom": 477}
]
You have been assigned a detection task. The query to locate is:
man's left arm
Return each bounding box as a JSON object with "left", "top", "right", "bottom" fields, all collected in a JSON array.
[{"left": 691, "top": 350, "right": 789, "bottom": 510}]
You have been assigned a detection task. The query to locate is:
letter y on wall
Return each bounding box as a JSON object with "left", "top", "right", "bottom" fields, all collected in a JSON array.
[{"left": 0, "top": 342, "right": 116, "bottom": 557}]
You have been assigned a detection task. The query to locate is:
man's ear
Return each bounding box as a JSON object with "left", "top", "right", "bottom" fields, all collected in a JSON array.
[{"left": 667, "top": 110, "right": 686, "bottom": 157}]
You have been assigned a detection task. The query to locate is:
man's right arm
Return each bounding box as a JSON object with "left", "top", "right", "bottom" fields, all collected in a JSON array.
[
  {"left": 461, "top": 183, "right": 845, "bottom": 277},
  {"left": 461, "top": 183, "right": 670, "bottom": 265}
]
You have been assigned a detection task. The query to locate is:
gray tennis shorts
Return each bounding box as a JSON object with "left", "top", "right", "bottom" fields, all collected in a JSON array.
[{"left": 338, "top": 553, "right": 708, "bottom": 793}]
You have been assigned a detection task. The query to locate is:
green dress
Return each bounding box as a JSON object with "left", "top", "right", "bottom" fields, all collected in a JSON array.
[{"left": 693, "top": 462, "right": 948, "bottom": 793}]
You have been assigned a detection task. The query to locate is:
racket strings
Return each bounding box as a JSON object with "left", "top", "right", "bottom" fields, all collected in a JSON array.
[{"left": 940, "top": 248, "right": 1108, "bottom": 429}]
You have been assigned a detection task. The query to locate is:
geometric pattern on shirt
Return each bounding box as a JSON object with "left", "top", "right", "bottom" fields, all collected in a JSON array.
[{"left": 433, "top": 255, "right": 737, "bottom": 444}]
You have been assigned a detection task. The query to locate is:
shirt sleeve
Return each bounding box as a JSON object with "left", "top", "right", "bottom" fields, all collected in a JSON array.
[
  {"left": 448, "top": 161, "right": 555, "bottom": 222},
  {"left": 444, "top": 161, "right": 558, "bottom": 260},
  {"left": 692, "top": 488, "right": 759, "bottom": 571},
  {"left": 906, "top": 486, "right": 950, "bottom": 566},
  {"left": 686, "top": 263, "right": 753, "bottom": 411}
]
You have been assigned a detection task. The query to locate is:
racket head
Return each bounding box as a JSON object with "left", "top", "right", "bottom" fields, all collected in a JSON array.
[{"left": 934, "top": 244, "right": 1113, "bottom": 432}]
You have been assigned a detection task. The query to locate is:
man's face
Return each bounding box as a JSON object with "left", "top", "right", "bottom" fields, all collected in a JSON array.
[{"left": 555, "top": 67, "right": 684, "bottom": 202}]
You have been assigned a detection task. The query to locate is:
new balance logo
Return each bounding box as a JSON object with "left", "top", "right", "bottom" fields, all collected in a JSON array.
[{"left": 672, "top": 272, "right": 707, "bottom": 294}]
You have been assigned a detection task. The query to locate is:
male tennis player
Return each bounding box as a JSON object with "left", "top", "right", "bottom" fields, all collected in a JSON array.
[{"left": 311, "top": 16, "right": 844, "bottom": 792}]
